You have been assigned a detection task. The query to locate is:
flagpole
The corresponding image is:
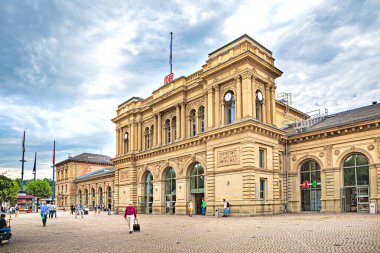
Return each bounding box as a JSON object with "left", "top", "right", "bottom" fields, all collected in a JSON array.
[
  {"left": 19, "top": 131, "right": 27, "bottom": 194},
  {"left": 33, "top": 152, "right": 37, "bottom": 181},
  {"left": 52, "top": 141, "right": 56, "bottom": 204},
  {"left": 170, "top": 32, "right": 173, "bottom": 74}
]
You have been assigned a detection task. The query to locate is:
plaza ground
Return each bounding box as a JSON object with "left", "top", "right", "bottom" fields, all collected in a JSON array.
[{"left": 2, "top": 211, "right": 380, "bottom": 253}]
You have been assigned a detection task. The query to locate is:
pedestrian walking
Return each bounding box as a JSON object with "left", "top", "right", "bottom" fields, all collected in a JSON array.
[
  {"left": 48, "top": 202, "right": 53, "bottom": 218},
  {"left": 97, "top": 205, "right": 100, "bottom": 215},
  {"left": 40, "top": 202, "right": 49, "bottom": 227},
  {"left": 75, "top": 203, "right": 84, "bottom": 219},
  {"left": 108, "top": 202, "right": 112, "bottom": 215},
  {"left": 52, "top": 202, "right": 57, "bottom": 218},
  {"left": 15, "top": 204, "right": 19, "bottom": 218},
  {"left": 201, "top": 198, "right": 207, "bottom": 216},
  {"left": 223, "top": 199, "right": 230, "bottom": 217},
  {"left": 124, "top": 201, "right": 137, "bottom": 234},
  {"left": 70, "top": 204, "right": 75, "bottom": 215},
  {"left": 188, "top": 200, "right": 193, "bottom": 217}
]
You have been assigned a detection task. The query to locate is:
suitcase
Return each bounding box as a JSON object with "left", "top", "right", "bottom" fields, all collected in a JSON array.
[{"left": 133, "top": 219, "right": 140, "bottom": 232}]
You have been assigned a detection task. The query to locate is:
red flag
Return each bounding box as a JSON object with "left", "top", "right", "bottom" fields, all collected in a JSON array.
[
  {"left": 52, "top": 141, "right": 56, "bottom": 165},
  {"left": 22, "top": 131, "right": 25, "bottom": 152}
]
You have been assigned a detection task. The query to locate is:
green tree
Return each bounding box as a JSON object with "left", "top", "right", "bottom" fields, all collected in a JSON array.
[
  {"left": 25, "top": 179, "right": 52, "bottom": 198},
  {"left": 0, "top": 174, "right": 19, "bottom": 204}
]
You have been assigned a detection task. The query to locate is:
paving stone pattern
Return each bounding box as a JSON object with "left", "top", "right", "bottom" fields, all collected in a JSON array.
[{"left": 2, "top": 212, "right": 380, "bottom": 253}]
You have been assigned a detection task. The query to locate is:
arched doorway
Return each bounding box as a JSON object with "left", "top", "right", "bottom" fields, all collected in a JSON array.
[
  {"left": 164, "top": 167, "right": 176, "bottom": 214},
  {"left": 189, "top": 163, "right": 204, "bottom": 215},
  {"left": 300, "top": 160, "right": 321, "bottom": 211},
  {"left": 91, "top": 188, "right": 96, "bottom": 208},
  {"left": 343, "top": 153, "right": 369, "bottom": 212},
  {"left": 107, "top": 186, "right": 112, "bottom": 207},
  {"left": 85, "top": 189, "right": 89, "bottom": 206},
  {"left": 139, "top": 172, "right": 153, "bottom": 214}
]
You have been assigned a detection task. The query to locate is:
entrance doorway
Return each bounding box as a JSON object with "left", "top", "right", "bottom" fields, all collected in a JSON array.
[
  {"left": 164, "top": 168, "right": 176, "bottom": 215},
  {"left": 343, "top": 186, "right": 369, "bottom": 212},
  {"left": 192, "top": 193, "right": 204, "bottom": 215},
  {"left": 342, "top": 153, "right": 370, "bottom": 213},
  {"left": 300, "top": 160, "right": 321, "bottom": 211}
]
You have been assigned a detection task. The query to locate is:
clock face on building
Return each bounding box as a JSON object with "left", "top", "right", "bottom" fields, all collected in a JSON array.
[
  {"left": 224, "top": 92, "right": 232, "bottom": 102},
  {"left": 257, "top": 91, "right": 263, "bottom": 101}
]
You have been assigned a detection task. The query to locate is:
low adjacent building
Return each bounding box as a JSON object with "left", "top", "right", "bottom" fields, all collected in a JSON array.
[{"left": 55, "top": 153, "right": 114, "bottom": 209}]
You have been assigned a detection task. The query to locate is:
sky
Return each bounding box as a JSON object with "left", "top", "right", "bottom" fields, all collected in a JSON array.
[{"left": 0, "top": 0, "right": 379, "bottom": 180}]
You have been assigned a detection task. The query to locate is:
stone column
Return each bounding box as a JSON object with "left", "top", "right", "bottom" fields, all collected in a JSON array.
[
  {"left": 116, "top": 128, "right": 120, "bottom": 156},
  {"left": 157, "top": 113, "right": 162, "bottom": 146},
  {"left": 221, "top": 104, "right": 225, "bottom": 125},
  {"left": 176, "top": 104, "right": 180, "bottom": 140},
  {"left": 153, "top": 114, "right": 157, "bottom": 147},
  {"left": 241, "top": 70, "right": 253, "bottom": 118},
  {"left": 214, "top": 85, "right": 221, "bottom": 127},
  {"left": 137, "top": 121, "right": 142, "bottom": 151},
  {"left": 235, "top": 76, "right": 242, "bottom": 120},
  {"left": 181, "top": 103, "right": 186, "bottom": 139},
  {"left": 252, "top": 78, "right": 256, "bottom": 119},
  {"left": 271, "top": 85, "right": 277, "bottom": 126},
  {"left": 130, "top": 123, "right": 135, "bottom": 152},
  {"left": 207, "top": 87, "right": 214, "bottom": 128}
]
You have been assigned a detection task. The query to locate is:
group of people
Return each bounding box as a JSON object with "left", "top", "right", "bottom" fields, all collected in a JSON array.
[{"left": 187, "top": 198, "right": 230, "bottom": 217}]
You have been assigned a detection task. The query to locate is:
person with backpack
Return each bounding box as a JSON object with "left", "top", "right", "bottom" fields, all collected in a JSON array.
[{"left": 223, "top": 199, "right": 230, "bottom": 217}]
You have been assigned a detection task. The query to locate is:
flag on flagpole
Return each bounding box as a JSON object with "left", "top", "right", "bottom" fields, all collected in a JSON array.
[
  {"left": 52, "top": 141, "right": 56, "bottom": 165},
  {"left": 32, "top": 152, "right": 37, "bottom": 174},
  {"left": 22, "top": 131, "right": 25, "bottom": 152}
]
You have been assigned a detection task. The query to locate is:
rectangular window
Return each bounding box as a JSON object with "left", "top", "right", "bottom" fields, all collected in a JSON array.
[
  {"left": 260, "top": 179, "right": 266, "bottom": 200},
  {"left": 259, "top": 149, "right": 266, "bottom": 169}
]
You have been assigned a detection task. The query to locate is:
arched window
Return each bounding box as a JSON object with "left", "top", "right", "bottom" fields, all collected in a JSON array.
[
  {"left": 124, "top": 132, "right": 129, "bottom": 154},
  {"left": 190, "top": 109, "right": 196, "bottom": 137},
  {"left": 224, "top": 91, "right": 235, "bottom": 124},
  {"left": 165, "top": 119, "right": 171, "bottom": 144},
  {"left": 164, "top": 168, "right": 176, "bottom": 214},
  {"left": 343, "top": 153, "right": 369, "bottom": 186},
  {"left": 198, "top": 106, "right": 205, "bottom": 133},
  {"left": 150, "top": 125, "right": 154, "bottom": 147},
  {"left": 99, "top": 187, "right": 103, "bottom": 205},
  {"left": 300, "top": 160, "right": 321, "bottom": 211},
  {"left": 256, "top": 90, "right": 263, "bottom": 121},
  {"left": 144, "top": 127, "right": 150, "bottom": 149},
  {"left": 172, "top": 117, "right": 177, "bottom": 141},
  {"left": 85, "top": 189, "right": 88, "bottom": 205},
  {"left": 79, "top": 190, "right": 82, "bottom": 204},
  {"left": 145, "top": 172, "right": 153, "bottom": 214},
  {"left": 190, "top": 163, "right": 204, "bottom": 193},
  {"left": 107, "top": 186, "right": 112, "bottom": 205},
  {"left": 91, "top": 188, "right": 95, "bottom": 208},
  {"left": 343, "top": 153, "right": 369, "bottom": 212}
]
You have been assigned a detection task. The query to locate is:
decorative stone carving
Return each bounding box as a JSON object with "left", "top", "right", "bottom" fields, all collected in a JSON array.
[
  {"left": 292, "top": 156, "right": 297, "bottom": 162},
  {"left": 186, "top": 97, "right": 205, "bottom": 113},
  {"left": 334, "top": 150, "right": 340, "bottom": 156},
  {"left": 376, "top": 139, "right": 380, "bottom": 159},
  {"left": 368, "top": 144, "right": 375, "bottom": 151},
  {"left": 162, "top": 110, "right": 176, "bottom": 122},
  {"left": 220, "top": 80, "right": 236, "bottom": 99},
  {"left": 152, "top": 163, "right": 161, "bottom": 178},
  {"left": 218, "top": 148, "right": 239, "bottom": 166},
  {"left": 319, "top": 152, "right": 324, "bottom": 158},
  {"left": 324, "top": 145, "right": 333, "bottom": 166},
  {"left": 142, "top": 118, "right": 154, "bottom": 129},
  {"left": 350, "top": 146, "right": 355, "bottom": 151},
  {"left": 120, "top": 170, "right": 128, "bottom": 181},
  {"left": 196, "top": 152, "right": 206, "bottom": 163}
]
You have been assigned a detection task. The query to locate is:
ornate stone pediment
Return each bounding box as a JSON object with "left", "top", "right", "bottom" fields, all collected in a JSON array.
[{"left": 186, "top": 97, "right": 205, "bottom": 113}]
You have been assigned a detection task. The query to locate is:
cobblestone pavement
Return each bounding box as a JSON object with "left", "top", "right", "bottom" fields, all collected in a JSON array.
[{"left": 2, "top": 211, "right": 380, "bottom": 253}]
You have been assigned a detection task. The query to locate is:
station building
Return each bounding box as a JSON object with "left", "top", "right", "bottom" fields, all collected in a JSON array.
[
  {"left": 55, "top": 153, "right": 114, "bottom": 209},
  {"left": 68, "top": 34, "right": 380, "bottom": 215}
]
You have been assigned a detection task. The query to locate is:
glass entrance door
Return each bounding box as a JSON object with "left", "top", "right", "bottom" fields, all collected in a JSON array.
[{"left": 357, "top": 187, "right": 369, "bottom": 213}]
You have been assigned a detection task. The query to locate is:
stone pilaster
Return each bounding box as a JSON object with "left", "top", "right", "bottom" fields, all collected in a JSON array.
[
  {"left": 241, "top": 70, "right": 253, "bottom": 118},
  {"left": 207, "top": 87, "right": 214, "bottom": 128}
]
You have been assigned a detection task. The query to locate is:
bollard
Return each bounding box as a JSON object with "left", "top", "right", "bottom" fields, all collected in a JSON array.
[{"left": 215, "top": 207, "right": 219, "bottom": 218}]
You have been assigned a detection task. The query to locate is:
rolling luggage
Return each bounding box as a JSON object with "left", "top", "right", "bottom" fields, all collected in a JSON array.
[{"left": 133, "top": 219, "right": 140, "bottom": 232}]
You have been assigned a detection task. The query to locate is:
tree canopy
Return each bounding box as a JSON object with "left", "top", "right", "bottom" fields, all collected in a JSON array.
[
  {"left": 25, "top": 179, "right": 52, "bottom": 198},
  {"left": 0, "top": 174, "right": 19, "bottom": 204}
]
